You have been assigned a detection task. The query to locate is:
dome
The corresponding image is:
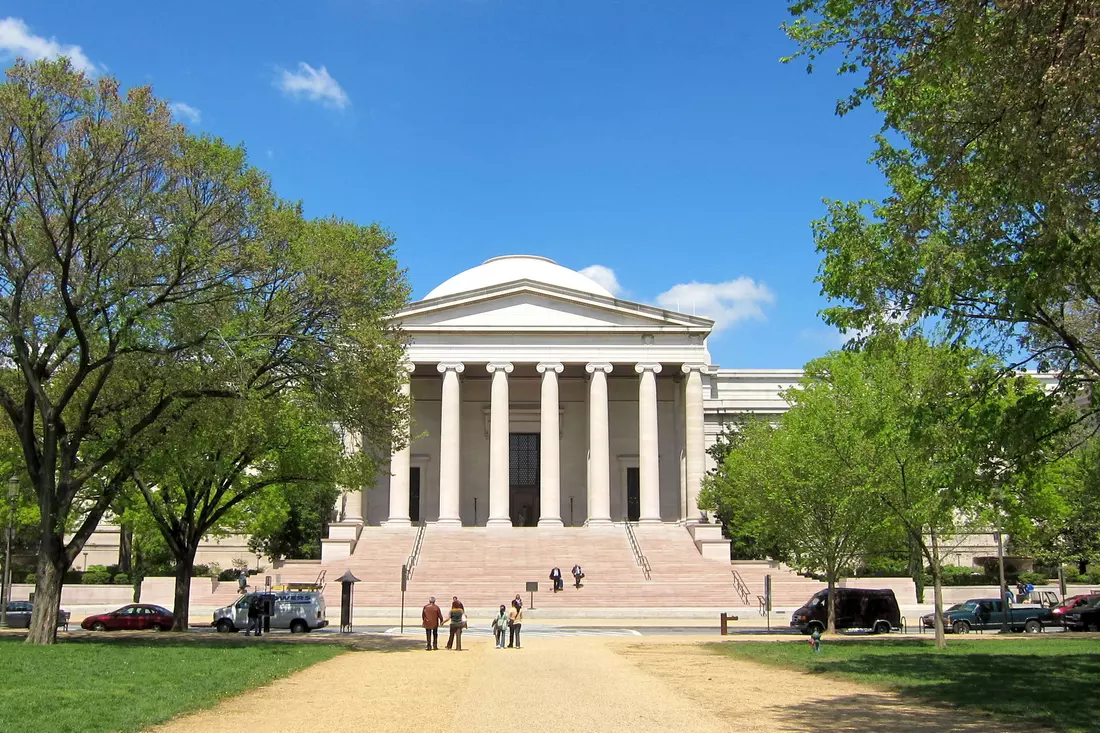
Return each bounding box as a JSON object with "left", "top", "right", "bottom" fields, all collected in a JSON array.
[{"left": 424, "top": 255, "right": 613, "bottom": 300}]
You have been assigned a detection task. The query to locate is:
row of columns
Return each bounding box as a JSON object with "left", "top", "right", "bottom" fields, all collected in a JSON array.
[{"left": 385, "top": 362, "right": 708, "bottom": 526}]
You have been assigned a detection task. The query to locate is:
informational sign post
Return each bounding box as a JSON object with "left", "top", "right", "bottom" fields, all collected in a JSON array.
[
  {"left": 764, "top": 574, "right": 773, "bottom": 632},
  {"left": 526, "top": 581, "right": 538, "bottom": 610},
  {"left": 400, "top": 564, "right": 408, "bottom": 633}
]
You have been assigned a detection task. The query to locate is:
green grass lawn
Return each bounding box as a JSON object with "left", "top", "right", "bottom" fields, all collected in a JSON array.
[
  {"left": 0, "top": 635, "right": 347, "bottom": 733},
  {"left": 707, "top": 636, "right": 1100, "bottom": 733}
]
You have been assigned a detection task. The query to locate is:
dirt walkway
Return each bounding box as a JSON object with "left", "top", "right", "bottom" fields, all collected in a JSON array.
[{"left": 148, "top": 636, "right": 1038, "bottom": 733}]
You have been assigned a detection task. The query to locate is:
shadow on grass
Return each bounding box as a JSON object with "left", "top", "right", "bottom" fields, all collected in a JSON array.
[
  {"left": 770, "top": 693, "right": 1006, "bottom": 733},
  {"left": 818, "top": 649, "right": 1100, "bottom": 732},
  {"left": 1, "top": 629, "right": 423, "bottom": 653}
]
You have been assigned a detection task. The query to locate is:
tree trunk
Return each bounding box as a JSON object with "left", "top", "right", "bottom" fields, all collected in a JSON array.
[
  {"left": 826, "top": 575, "right": 837, "bottom": 634},
  {"left": 908, "top": 536, "right": 925, "bottom": 604},
  {"left": 26, "top": 548, "right": 66, "bottom": 645},
  {"left": 171, "top": 547, "right": 197, "bottom": 632},
  {"left": 118, "top": 525, "right": 133, "bottom": 573},
  {"left": 930, "top": 529, "right": 947, "bottom": 650},
  {"left": 1079, "top": 558, "right": 1088, "bottom": 575}
]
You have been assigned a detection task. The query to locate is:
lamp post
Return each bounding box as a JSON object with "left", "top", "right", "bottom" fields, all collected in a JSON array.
[{"left": 1, "top": 476, "right": 20, "bottom": 629}]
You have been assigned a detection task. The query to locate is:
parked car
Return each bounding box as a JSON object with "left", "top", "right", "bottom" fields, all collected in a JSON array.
[
  {"left": 80, "top": 604, "right": 174, "bottom": 631},
  {"left": 790, "top": 588, "right": 901, "bottom": 635},
  {"left": 212, "top": 591, "right": 328, "bottom": 634},
  {"left": 3, "top": 601, "right": 71, "bottom": 629},
  {"left": 943, "top": 598, "right": 1053, "bottom": 633},
  {"left": 1063, "top": 596, "right": 1100, "bottom": 632},
  {"left": 921, "top": 603, "right": 966, "bottom": 630},
  {"left": 1052, "top": 593, "right": 1100, "bottom": 620}
]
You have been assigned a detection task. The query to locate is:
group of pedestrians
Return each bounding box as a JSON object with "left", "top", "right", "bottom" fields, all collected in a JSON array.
[
  {"left": 420, "top": 594, "right": 524, "bottom": 651},
  {"left": 549, "top": 563, "right": 584, "bottom": 592}
]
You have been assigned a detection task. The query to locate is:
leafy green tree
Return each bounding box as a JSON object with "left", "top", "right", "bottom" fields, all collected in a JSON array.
[
  {"left": 1019, "top": 437, "right": 1100, "bottom": 574},
  {"left": 702, "top": 408, "right": 890, "bottom": 633},
  {"left": 784, "top": 1, "right": 1100, "bottom": 410},
  {"left": 132, "top": 397, "right": 345, "bottom": 629},
  {"left": 246, "top": 478, "right": 340, "bottom": 562},
  {"left": 0, "top": 59, "right": 409, "bottom": 643}
]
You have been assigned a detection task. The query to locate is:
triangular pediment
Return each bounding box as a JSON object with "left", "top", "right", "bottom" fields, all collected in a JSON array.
[{"left": 396, "top": 280, "right": 712, "bottom": 333}]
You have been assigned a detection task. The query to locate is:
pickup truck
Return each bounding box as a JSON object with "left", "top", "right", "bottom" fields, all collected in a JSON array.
[{"left": 943, "top": 598, "right": 1053, "bottom": 634}]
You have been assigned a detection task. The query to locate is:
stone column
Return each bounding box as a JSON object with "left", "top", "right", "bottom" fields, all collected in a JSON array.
[
  {"left": 636, "top": 363, "right": 662, "bottom": 523},
  {"left": 341, "top": 429, "right": 365, "bottom": 523},
  {"left": 585, "top": 363, "right": 613, "bottom": 525},
  {"left": 386, "top": 363, "right": 417, "bottom": 526},
  {"left": 486, "top": 362, "right": 513, "bottom": 527},
  {"left": 537, "top": 362, "right": 564, "bottom": 526},
  {"left": 682, "top": 364, "right": 708, "bottom": 523},
  {"left": 436, "top": 362, "right": 464, "bottom": 525}
]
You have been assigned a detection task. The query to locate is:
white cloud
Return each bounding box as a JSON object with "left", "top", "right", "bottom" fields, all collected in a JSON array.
[
  {"left": 578, "top": 265, "right": 624, "bottom": 297},
  {"left": 275, "top": 63, "right": 349, "bottom": 109},
  {"left": 168, "top": 102, "right": 201, "bottom": 125},
  {"left": 0, "top": 17, "right": 98, "bottom": 75},
  {"left": 655, "top": 277, "right": 775, "bottom": 333},
  {"left": 799, "top": 326, "right": 852, "bottom": 349}
]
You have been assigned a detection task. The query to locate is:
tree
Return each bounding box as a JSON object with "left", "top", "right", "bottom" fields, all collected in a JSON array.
[
  {"left": 0, "top": 59, "right": 410, "bottom": 643},
  {"left": 132, "top": 397, "right": 344, "bottom": 629},
  {"left": 1020, "top": 436, "right": 1100, "bottom": 574},
  {"left": 246, "top": 476, "right": 340, "bottom": 562},
  {"left": 784, "top": 1, "right": 1100, "bottom": 413},
  {"left": 702, "top": 406, "right": 891, "bottom": 633}
]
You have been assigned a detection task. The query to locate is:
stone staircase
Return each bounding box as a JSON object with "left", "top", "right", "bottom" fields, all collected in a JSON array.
[{"left": 193, "top": 524, "right": 825, "bottom": 614}]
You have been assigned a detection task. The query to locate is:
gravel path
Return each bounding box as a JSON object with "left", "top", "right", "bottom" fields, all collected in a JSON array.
[{"left": 147, "top": 636, "right": 1041, "bottom": 733}]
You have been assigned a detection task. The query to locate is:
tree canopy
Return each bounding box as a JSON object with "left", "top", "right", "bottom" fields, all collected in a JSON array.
[
  {"left": 784, "top": 1, "right": 1100, "bottom": 412},
  {"left": 0, "top": 59, "right": 409, "bottom": 643}
]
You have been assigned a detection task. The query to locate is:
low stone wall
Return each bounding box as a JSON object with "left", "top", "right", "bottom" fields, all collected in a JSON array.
[{"left": 9, "top": 583, "right": 134, "bottom": 606}]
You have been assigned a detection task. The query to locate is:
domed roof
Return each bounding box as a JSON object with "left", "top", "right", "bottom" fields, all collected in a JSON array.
[{"left": 424, "top": 255, "right": 613, "bottom": 300}]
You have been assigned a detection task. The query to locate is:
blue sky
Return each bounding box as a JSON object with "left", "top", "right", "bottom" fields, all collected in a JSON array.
[{"left": 2, "top": 2, "right": 887, "bottom": 368}]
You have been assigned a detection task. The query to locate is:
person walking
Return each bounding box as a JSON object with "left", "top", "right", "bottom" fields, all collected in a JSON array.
[
  {"left": 571, "top": 563, "right": 584, "bottom": 588},
  {"left": 445, "top": 598, "right": 466, "bottom": 651},
  {"left": 492, "top": 604, "right": 509, "bottom": 649},
  {"left": 549, "top": 567, "right": 562, "bottom": 592},
  {"left": 508, "top": 599, "right": 523, "bottom": 648},
  {"left": 422, "top": 597, "right": 444, "bottom": 651},
  {"left": 245, "top": 594, "right": 262, "bottom": 637},
  {"left": 237, "top": 572, "right": 248, "bottom": 595},
  {"left": 513, "top": 593, "right": 523, "bottom": 609}
]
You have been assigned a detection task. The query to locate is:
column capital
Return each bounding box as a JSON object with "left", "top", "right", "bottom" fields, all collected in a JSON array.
[
  {"left": 400, "top": 361, "right": 417, "bottom": 374},
  {"left": 436, "top": 362, "right": 465, "bottom": 374},
  {"left": 486, "top": 362, "right": 514, "bottom": 374},
  {"left": 536, "top": 362, "right": 564, "bottom": 374},
  {"left": 585, "top": 362, "right": 613, "bottom": 374},
  {"left": 634, "top": 362, "right": 663, "bottom": 374},
  {"left": 680, "top": 363, "right": 711, "bottom": 375}
]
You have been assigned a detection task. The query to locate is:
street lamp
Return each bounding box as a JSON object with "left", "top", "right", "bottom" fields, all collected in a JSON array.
[{"left": 1, "top": 476, "right": 20, "bottom": 629}]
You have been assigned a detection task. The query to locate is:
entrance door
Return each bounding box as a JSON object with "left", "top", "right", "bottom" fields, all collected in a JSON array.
[
  {"left": 626, "top": 467, "right": 640, "bottom": 522},
  {"left": 409, "top": 467, "right": 421, "bottom": 523},
  {"left": 509, "top": 433, "right": 540, "bottom": 526}
]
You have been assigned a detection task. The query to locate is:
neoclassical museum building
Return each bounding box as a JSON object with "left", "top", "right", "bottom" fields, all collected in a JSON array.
[{"left": 341, "top": 255, "right": 795, "bottom": 534}]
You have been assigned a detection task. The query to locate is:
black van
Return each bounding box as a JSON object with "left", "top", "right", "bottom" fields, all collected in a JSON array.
[{"left": 790, "top": 588, "right": 901, "bottom": 634}]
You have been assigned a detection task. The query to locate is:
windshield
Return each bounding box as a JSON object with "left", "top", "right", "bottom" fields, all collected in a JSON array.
[{"left": 807, "top": 592, "right": 826, "bottom": 608}]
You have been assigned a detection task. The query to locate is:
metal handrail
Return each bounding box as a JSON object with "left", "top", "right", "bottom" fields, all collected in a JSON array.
[
  {"left": 624, "top": 522, "right": 652, "bottom": 580},
  {"left": 730, "top": 567, "right": 751, "bottom": 605},
  {"left": 757, "top": 594, "right": 767, "bottom": 616},
  {"left": 405, "top": 519, "right": 426, "bottom": 581}
]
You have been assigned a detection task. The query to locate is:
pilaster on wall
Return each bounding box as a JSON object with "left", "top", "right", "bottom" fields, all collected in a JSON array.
[
  {"left": 322, "top": 521, "right": 363, "bottom": 562},
  {"left": 688, "top": 522, "right": 730, "bottom": 561}
]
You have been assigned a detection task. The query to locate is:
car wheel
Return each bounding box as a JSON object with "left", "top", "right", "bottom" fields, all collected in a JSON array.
[
  {"left": 290, "top": 619, "right": 309, "bottom": 634},
  {"left": 216, "top": 619, "right": 236, "bottom": 633},
  {"left": 1088, "top": 622, "right": 1099, "bottom": 633},
  {"left": 92, "top": 621, "right": 107, "bottom": 632},
  {"left": 873, "top": 621, "right": 891, "bottom": 634},
  {"left": 952, "top": 620, "right": 970, "bottom": 634},
  {"left": 1024, "top": 620, "right": 1042, "bottom": 634}
]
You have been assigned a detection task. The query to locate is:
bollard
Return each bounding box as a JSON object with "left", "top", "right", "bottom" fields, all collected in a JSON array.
[{"left": 721, "top": 612, "right": 728, "bottom": 635}]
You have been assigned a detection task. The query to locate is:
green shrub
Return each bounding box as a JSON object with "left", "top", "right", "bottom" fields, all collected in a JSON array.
[
  {"left": 24, "top": 572, "right": 35, "bottom": 584},
  {"left": 112, "top": 573, "right": 130, "bottom": 585},
  {"left": 218, "top": 568, "right": 242, "bottom": 582},
  {"left": 857, "top": 555, "right": 910, "bottom": 577},
  {"left": 63, "top": 570, "right": 83, "bottom": 584},
  {"left": 82, "top": 565, "right": 111, "bottom": 584},
  {"left": 1017, "top": 572, "right": 1049, "bottom": 586},
  {"left": 193, "top": 564, "right": 210, "bottom": 577}
]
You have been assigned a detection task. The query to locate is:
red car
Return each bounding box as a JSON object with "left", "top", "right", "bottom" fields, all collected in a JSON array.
[
  {"left": 1052, "top": 594, "right": 1100, "bottom": 619},
  {"left": 81, "top": 604, "right": 175, "bottom": 631}
]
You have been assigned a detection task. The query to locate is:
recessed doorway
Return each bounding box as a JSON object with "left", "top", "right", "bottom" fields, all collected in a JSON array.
[
  {"left": 409, "top": 466, "right": 421, "bottom": 523},
  {"left": 509, "top": 433, "right": 540, "bottom": 526},
  {"left": 626, "top": 467, "right": 640, "bottom": 522}
]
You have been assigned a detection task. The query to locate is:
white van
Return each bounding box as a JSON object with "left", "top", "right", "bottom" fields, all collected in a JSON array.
[{"left": 212, "top": 591, "right": 328, "bottom": 634}]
